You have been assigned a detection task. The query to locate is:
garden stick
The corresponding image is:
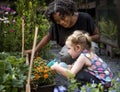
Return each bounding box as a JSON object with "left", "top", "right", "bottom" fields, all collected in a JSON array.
[
  {"left": 26, "top": 26, "right": 38, "bottom": 92},
  {"left": 26, "top": 53, "right": 29, "bottom": 65},
  {"left": 22, "top": 17, "right": 25, "bottom": 58}
]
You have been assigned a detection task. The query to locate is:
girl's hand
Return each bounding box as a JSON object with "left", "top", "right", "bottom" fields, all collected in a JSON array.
[
  {"left": 51, "top": 62, "right": 59, "bottom": 71},
  {"left": 68, "top": 65, "right": 72, "bottom": 70}
]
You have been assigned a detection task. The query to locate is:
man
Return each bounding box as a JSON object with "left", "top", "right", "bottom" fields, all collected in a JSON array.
[{"left": 26, "top": 0, "right": 100, "bottom": 64}]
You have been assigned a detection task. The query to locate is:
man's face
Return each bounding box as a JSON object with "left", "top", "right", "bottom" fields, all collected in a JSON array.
[{"left": 53, "top": 12, "right": 72, "bottom": 28}]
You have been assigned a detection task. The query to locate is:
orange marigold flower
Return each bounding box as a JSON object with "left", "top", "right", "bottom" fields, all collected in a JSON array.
[
  {"left": 44, "top": 66, "right": 49, "bottom": 69},
  {"left": 44, "top": 69, "right": 48, "bottom": 73},
  {"left": 38, "top": 67, "right": 43, "bottom": 72},
  {"left": 36, "top": 67, "right": 40, "bottom": 70},
  {"left": 34, "top": 74, "right": 40, "bottom": 80},
  {"left": 33, "top": 57, "right": 55, "bottom": 85},
  {"left": 39, "top": 66, "right": 43, "bottom": 69},
  {"left": 39, "top": 69, "right": 43, "bottom": 72},
  {"left": 44, "top": 74, "right": 48, "bottom": 79}
]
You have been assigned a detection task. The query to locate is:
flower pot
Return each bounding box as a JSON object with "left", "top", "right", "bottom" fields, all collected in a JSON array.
[
  {"left": 37, "top": 83, "right": 56, "bottom": 92},
  {"left": 31, "top": 82, "right": 56, "bottom": 92}
]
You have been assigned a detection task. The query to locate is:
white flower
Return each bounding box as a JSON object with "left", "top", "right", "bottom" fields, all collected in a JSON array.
[
  {"left": 0, "top": 18, "right": 5, "bottom": 21},
  {"left": 5, "top": 12, "right": 9, "bottom": 15},
  {"left": 3, "top": 20, "right": 9, "bottom": 23},
  {"left": 3, "top": 17, "right": 8, "bottom": 20},
  {"left": 12, "top": 11, "right": 16, "bottom": 14},
  {"left": 0, "top": 17, "right": 8, "bottom": 21}
]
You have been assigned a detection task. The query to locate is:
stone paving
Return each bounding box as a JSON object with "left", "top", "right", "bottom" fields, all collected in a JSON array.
[{"left": 100, "top": 55, "right": 120, "bottom": 79}]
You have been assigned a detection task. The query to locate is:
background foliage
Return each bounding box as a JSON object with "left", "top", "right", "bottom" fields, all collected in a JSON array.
[
  {"left": 0, "top": 52, "right": 28, "bottom": 92},
  {"left": 0, "top": 0, "right": 50, "bottom": 58},
  {"left": 99, "top": 18, "right": 117, "bottom": 41}
]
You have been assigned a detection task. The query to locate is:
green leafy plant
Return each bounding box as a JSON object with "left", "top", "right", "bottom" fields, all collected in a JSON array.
[
  {"left": 0, "top": 55, "right": 28, "bottom": 92},
  {"left": 66, "top": 70, "right": 80, "bottom": 92},
  {"left": 0, "top": 0, "right": 51, "bottom": 58},
  {"left": 67, "top": 78, "right": 80, "bottom": 92},
  {"left": 67, "top": 70, "right": 120, "bottom": 92},
  {"left": 99, "top": 18, "right": 117, "bottom": 40},
  {"left": 0, "top": 5, "right": 17, "bottom": 51},
  {"left": 15, "top": 0, "right": 50, "bottom": 54},
  {"left": 109, "top": 73, "right": 120, "bottom": 92}
]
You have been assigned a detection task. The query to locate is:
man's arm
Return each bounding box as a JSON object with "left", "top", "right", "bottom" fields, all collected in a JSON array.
[
  {"left": 35, "top": 32, "right": 51, "bottom": 53},
  {"left": 90, "top": 26, "right": 100, "bottom": 42},
  {"left": 25, "top": 32, "right": 51, "bottom": 54}
]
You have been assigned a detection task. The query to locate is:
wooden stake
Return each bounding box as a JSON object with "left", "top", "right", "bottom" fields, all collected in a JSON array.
[
  {"left": 22, "top": 17, "right": 25, "bottom": 58},
  {"left": 26, "top": 53, "right": 29, "bottom": 65},
  {"left": 26, "top": 26, "right": 38, "bottom": 92}
]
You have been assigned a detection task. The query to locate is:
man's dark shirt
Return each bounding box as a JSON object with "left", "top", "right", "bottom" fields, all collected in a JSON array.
[{"left": 49, "top": 12, "right": 95, "bottom": 46}]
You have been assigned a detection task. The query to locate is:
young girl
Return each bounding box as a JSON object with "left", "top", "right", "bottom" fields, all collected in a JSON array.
[{"left": 51, "top": 30, "right": 113, "bottom": 87}]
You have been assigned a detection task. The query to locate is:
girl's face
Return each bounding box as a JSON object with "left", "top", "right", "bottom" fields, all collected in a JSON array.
[
  {"left": 53, "top": 12, "right": 72, "bottom": 28},
  {"left": 66, "top": 41, "right": 81, "bottom": 59}
]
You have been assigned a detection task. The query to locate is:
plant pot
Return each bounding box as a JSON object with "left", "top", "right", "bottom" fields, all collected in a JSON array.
[
  {"left": 31, "top": 82, "right": 56, "bottom": 92},
  {"left": 37, "top": 83, "right": 56, "bottom": 92}
]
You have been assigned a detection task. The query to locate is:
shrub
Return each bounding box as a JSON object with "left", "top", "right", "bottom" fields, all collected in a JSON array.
[
  {"left": 0, "top": 54, "right": 28, "bottom": 92},
  {"left": 0, "top": 0, "right": 50, "bottom": 59}
]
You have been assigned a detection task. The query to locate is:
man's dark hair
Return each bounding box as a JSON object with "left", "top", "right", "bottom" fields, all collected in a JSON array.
[{"left": 45, "top": 0, "right": 77, "bottom": 22}]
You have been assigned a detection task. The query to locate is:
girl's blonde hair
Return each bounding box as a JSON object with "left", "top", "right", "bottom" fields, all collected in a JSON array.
[{"left": 66, "top": 30, "right": 92, "bottom": 51}]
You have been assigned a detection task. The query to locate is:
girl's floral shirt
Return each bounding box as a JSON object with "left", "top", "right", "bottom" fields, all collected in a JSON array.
[{"left": 81, "top": 50, "right": 113, "bottom": 83}]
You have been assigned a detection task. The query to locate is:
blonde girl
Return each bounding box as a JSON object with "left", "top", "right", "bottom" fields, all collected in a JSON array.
[{"left": 51, "top": 30, "right": 113, "bottom": 87}]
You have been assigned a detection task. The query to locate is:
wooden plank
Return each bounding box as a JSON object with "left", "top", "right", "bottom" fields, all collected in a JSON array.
[
  {"left": 99, "top": 36, "right": 118, "bottom": 48},
  {"left": 77, "top": 1, "right": 96, "bottom": 9}
]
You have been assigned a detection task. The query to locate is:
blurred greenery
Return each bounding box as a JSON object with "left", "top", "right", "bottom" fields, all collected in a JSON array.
[
  {"left": 0, "top": 53, "right": 29, "bottom": 92},
  {"left": 0, "top": 0, "right": 51, "bottom": 59}
]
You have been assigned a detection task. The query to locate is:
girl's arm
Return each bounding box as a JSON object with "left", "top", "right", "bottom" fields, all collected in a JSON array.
[
  {"left": 70, "top": 55, "right": 87, "bottom": 75},
  {"left": 51, "top": 63, "right": 69, "bottom": 77},
  {"left": 68, "top": 65, "right": 72, "bottom": 70},
  {"left": 51, "top": 55, "right": 90, "bottom": 77}
]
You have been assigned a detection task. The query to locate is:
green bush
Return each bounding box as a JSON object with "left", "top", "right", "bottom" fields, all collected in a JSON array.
[
  {"left": 0, "top": 0, "right": 50, "bottom": 59},
  {"left": 0, "top": 54, "right": 28, "bottom": 92},
  {"left": 99, "top": 18, "right": 117, "bottom": 40}
]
